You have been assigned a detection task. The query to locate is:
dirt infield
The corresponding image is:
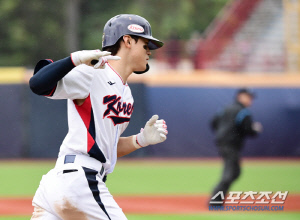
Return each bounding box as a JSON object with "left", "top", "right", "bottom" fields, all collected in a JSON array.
[{"left": 0, "top": 194, "right": 299, "bottom": 216}]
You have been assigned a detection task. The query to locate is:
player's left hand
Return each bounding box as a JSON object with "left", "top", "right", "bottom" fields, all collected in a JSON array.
[
  {"left": 135, "top": 115, "right": 168, "bottom": 148},
  {"left": 252, "top": 122, "right": 263, "bottom": 133}
]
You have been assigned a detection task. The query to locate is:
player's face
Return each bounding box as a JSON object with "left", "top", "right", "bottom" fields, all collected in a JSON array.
[
  {"left": 238, "top": 93, "right": 253, "bottom": 107},
  {"left": 131, "top": 37, "right": 151, "bottom": 72}
]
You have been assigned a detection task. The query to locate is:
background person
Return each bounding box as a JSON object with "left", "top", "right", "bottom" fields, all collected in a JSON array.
[{"left": 209, "top": 88, "right": 263, "bottom": 206}]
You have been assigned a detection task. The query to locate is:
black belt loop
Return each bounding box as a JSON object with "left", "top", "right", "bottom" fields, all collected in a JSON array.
[
  {"left": 103, "top": 175, "right": 107, "bottom": 183},
  {"left": 100, "top": 166, "right": 104, "bottom": 175}
]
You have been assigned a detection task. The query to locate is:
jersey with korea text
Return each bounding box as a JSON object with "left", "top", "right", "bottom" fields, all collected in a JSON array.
[{"left": 48, "top": 63, "right": 134, "bottom": 174}]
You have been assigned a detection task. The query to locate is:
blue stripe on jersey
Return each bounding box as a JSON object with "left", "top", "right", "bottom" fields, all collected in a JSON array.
[
  {"left": 235, "top": 109, "right": 250, "bottom": 125},
  {"left": 88, "top": 108, "right": 106, "bottom": 163}
]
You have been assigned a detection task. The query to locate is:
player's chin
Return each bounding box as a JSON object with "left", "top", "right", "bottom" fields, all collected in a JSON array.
[{"left": 134, "top": 64, "right": 148, "bottom": 72}]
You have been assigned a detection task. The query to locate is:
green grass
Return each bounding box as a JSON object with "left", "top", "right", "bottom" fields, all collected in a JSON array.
[
  {"left": 106, "top": 160, "right": 300, "bottom": 195},
  {"left": 0, "top": 217, "right": 29, "bottom": 220},
  {"left": 0, "top": 161, "right": 55, "bottom": 197},
  {"left": 0, "top": 160, "right": 299, "bottom": 196},
  {"left": 0, "top": 159, "right": 299, "bottom": 220},
  {"left": 232, "top": 165, "right": 300, "bottom": 193}
]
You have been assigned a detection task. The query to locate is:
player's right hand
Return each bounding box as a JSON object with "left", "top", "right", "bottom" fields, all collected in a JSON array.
[{"left": 70, "top": 50, "right": 120, "bottom": 68}]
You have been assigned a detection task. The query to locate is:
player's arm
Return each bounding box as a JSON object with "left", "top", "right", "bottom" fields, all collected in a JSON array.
[
  {"left": 117, "top": 115, "right": 168, "bottom": 157},
  {"left": 210, "top": 114, "right": 220, "bottom": 131},
  {"left": 241, "top": 115, "right": 262, "bottom": 136},
  {"left": 29, "top": 57, "right": 74, "bottom": 96},
  {"left": 117, "top": 136, "right": 139, "bottom": 157},
  {"left": 29, "top": 50, "right": 115, "bottom": 96}
]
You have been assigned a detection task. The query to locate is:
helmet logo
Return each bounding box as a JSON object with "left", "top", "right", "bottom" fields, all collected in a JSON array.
[{"left": 128, "top": 24, "right": 144, "bottom": 33}]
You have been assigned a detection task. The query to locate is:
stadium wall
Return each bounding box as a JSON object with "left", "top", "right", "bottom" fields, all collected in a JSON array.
[
  {"left": 1, "top": 71, "right": 300, "bottom": 158},
  {"left": 143, "top": 86, "right": 300, "bottom": 158}
]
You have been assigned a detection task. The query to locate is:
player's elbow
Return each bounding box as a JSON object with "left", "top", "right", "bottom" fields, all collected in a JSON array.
[
  {"left": 29, "top": 76, "right": 39, "bottom": 94},
  {"left": 29, "top": 76, "right": 47, "bottom": 95}
]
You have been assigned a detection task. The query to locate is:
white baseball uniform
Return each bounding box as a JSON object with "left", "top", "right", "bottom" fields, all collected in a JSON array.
[{"left": 32, "top": 63, "right": 132, "bottom": 220}]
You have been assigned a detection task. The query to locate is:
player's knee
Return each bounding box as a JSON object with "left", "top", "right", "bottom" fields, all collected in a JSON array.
[
  {"left": 223, "top": 171, "right": 240, "bottom": 184},
  {"left": 232, "top": 169, "right": 240, "bottom": 181}
]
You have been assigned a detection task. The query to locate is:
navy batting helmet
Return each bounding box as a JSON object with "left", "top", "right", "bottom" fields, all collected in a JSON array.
[{"left": 102, "top": 14, "right": 163, "bottom": 50}]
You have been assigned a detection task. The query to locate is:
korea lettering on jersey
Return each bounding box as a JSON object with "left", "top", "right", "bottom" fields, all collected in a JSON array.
[{"left": 48, "top": 63, "right": 133, "bottom": 174}]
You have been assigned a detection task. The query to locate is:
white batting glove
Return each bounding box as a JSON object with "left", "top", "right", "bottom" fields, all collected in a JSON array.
[
  {"left": 93, "top": 55, "right": 121, "bottom": 69},
  {"left": 133, "top": 115, "right": 168, "bottom": 149},
  {"left": 70, "top": 50, "right": 120, "bottom": 68}
]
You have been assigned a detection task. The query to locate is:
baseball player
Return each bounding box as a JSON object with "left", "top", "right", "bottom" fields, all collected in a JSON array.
[{"left": 29, "top": 14, "right": 168, "bottom": 220}]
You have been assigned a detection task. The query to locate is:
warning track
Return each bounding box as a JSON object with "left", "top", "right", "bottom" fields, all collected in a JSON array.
[{"left": 0, "top": 194, "right": 299, "bottom": 216}]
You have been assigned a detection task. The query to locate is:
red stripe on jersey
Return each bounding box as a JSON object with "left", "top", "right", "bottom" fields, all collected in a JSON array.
[{"left": 74, "top": 95, "right": 95, "bottom": 152}]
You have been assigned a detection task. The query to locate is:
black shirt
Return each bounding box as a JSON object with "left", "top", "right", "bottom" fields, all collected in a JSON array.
[{"left": 211, "top": 101, "right": 258, "bottom": 149}]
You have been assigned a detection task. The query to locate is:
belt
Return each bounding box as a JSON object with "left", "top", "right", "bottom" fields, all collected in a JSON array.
[{"left": 56, "top": 154, "right": 107, "bottom": 182}]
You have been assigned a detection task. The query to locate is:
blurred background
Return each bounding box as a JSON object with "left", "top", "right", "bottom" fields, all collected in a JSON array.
[
  {"left": 1, "top": 0, "right": 300, "bottom": 159},
  {"left": 1, "top": 0, "right": 300, "bottom": 219}
]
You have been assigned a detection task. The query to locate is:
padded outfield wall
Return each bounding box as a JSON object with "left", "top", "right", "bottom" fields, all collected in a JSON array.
[{"left": 0, "top": 69, "right": 300, "bottom": 158}]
